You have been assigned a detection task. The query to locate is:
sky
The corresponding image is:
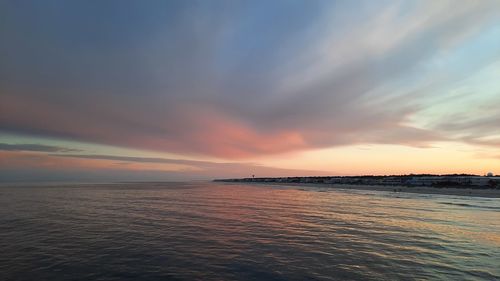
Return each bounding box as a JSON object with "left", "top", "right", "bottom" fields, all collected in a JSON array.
[{"left": 1, "top": 0, "right": 500, "bottom": 182}]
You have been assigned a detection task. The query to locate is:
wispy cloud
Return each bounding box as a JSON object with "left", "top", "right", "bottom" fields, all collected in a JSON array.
[
  {"left": 0, "top": 143, "right": 81, "bottom": 153},
  {"left": 0, "top": 150, "right": 328, "bottom": 182}
]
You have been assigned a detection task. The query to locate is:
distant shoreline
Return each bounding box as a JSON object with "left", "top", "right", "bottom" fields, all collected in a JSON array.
[{"left": 218, "top": 181, "right": 500, "bottom": 198}]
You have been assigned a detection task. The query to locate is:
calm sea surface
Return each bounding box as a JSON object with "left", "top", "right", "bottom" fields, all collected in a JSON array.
[{"left": 1, "top": 182, "right": 499, "bottom": 281}]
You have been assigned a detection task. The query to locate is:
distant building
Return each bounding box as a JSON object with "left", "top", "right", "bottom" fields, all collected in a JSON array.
[{"left": 487, "top": 172, "right": 494, "bottom": 177}]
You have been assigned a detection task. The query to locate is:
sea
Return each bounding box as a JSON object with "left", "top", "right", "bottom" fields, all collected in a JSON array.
[{"left": 0, "top": 182, "right": 499, "bottom": 281}]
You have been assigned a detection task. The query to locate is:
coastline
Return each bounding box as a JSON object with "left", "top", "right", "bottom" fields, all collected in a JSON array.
[{"left": 222, "top": 181, "right": 500, "bottom": 198}]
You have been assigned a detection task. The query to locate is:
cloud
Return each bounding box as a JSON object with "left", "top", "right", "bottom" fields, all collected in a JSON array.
[
  {"left": 438, "top": 115, "right": 500, "bottom": 145},
  {"left": 52, "top": 153, "right": 329, "bottom": 176},
  {"left": 0, "top": 151, "right": 329, "bottom": 182},
  {"left": 0, "top": 143, "right": 81, "bottom": 152},
  {"left": 1, "top": 0, "right": 499, "bottom": 159},
  {"left": 51, "top": 153, "right": 242, "bottom": 169}
]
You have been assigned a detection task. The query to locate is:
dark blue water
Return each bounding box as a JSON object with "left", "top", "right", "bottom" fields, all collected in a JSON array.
[{"left": 1, "top": 182, "right": 499, "bottom": 281}]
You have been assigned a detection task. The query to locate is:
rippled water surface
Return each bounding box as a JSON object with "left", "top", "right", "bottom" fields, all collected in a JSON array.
[{"left": 1, "top": 182, "right": 499, "bottom": 281}]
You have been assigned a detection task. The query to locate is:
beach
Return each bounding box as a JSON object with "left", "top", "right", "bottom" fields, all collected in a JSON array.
[{"left": 231, "top": 182, "right": 500, "bottom": 198}]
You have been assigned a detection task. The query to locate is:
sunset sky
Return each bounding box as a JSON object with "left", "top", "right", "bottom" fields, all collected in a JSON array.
[{"left": 1, "top": 0, "right": 500, "bottom": 182}]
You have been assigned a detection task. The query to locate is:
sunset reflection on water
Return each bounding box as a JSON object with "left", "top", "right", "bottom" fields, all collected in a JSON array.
[{"left": 1, "top": 182, "right": 499, "bottom": 280}]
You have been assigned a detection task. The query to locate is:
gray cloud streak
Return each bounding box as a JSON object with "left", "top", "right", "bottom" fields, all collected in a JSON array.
[{"left": 0, "top": 143, "right": 81, "bottom": 152}]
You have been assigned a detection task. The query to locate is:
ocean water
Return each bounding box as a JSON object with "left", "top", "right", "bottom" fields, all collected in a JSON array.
[{"left": 0, "top": 182, "right": 499, "bottom": 281}]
